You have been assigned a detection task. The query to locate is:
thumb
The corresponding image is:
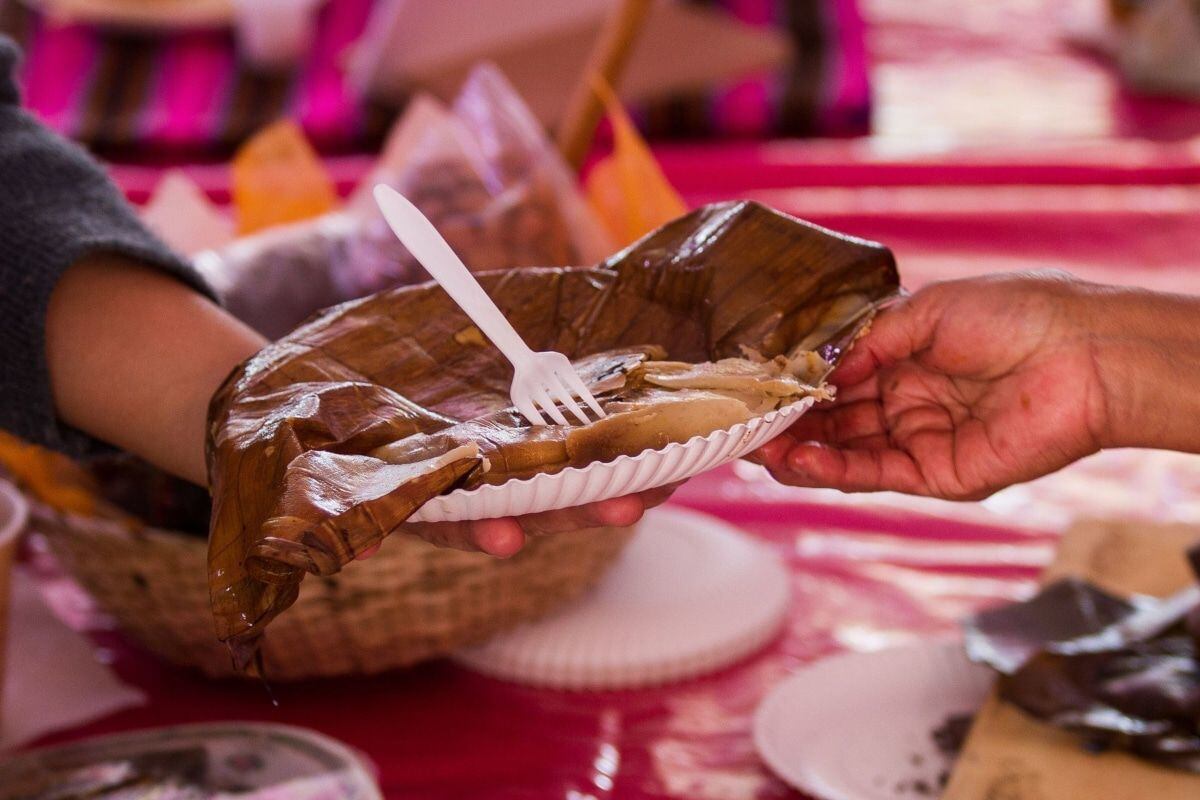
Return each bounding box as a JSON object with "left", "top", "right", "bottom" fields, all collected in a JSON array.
[{"left": 831, "top": 290, "right": 937, "bottom": 388}]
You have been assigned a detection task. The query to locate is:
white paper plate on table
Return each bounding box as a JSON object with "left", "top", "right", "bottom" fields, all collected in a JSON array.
[
  {"left": 755, "top": 640, "right": 992, "bottom": 800},
  {"left": 454, "top": 506, "right": 790, "bottom": 689},
  {"left": 410, "top": 396, "right": 815, "bottom": 522}
]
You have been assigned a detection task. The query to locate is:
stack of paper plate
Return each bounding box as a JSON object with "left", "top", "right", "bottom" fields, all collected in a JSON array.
[{"left": 455, "top": 506, "right": 790, "bottom": 689}]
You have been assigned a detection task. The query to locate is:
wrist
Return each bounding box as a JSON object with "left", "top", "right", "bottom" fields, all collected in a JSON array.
[
  {"left": 48, "top": 256, "right": 266, "bottom": 486},
  {"left": 1075, "top": 284, "right": 1200, "bottom": 452}
]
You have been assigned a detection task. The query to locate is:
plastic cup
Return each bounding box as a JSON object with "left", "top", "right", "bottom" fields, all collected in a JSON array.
[{"left": 0, "top": 480, "right": 28, "bottom": 730}]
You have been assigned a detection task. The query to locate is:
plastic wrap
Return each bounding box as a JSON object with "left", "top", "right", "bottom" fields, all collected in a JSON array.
[{"left": 194, "top": 64, "right": 611, "bottom": 340}]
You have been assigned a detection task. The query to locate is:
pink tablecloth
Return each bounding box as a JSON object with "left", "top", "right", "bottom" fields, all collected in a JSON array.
[
  {"left": 114, "top": 135, "right": 1200, "bottom": 300},
  {"left": 54, "top": 131, "right": 1200, "bottom": 799},
  {"left": 27, "top": 471, "right": 1049, "bottom": 800},
  {"left": 6, "top": 0, "right": 871, "bottom": 158},
  {"left": 22, "top": 1, "right": 1200, "bottom": 794}
]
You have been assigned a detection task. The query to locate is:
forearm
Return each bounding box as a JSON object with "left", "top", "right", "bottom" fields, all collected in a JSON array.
[
  {"left": 1080, "top": 284, "right": 1200, "bottom": 453},
  {"left": 46, "top": 257, "right": 266, "bottom": 485}
]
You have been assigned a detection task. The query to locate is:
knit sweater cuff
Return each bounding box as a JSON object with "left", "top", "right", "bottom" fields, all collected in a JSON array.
[{"left": 0, "top": 104, "right": 214, "bottom": 458}]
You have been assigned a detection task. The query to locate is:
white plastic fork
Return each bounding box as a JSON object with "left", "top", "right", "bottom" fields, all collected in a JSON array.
[{"left": 374, "top": 184, "right": 607, "bottom": 427}]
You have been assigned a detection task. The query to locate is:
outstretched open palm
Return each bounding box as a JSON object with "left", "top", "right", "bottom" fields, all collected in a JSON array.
[{"left": 754, "top": 273, "right": 1111, "bottom": 500}]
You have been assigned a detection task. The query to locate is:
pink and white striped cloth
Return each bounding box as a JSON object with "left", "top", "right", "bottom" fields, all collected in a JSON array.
[{"left": 2, "top": 0, "right": 871, "bottom": 159}]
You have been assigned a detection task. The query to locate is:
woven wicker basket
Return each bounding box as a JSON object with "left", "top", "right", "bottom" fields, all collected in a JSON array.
[{"left": 29, "top": 501, "right": 632, "bottom": 679}]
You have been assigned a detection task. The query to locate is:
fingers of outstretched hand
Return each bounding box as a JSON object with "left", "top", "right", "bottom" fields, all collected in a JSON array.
[
  {"left": 404, "top": 486, "right": 683, "bottom": 558},
  {"left": 516, "top": 482, "right": 684, "bottom": 537},
  {"left": 785, "top": 399, "right": 889, "bottom": 447},
  {"left": 469, "top": 518, "right": 527, "bottom": 557},
  {"left": 517, "top": 494, "right": 647, "bottom": 536},
  {"left": 745, "top": 434, "right": 790, "bottom": 469},
  {"left": 831, "top": 292, "right": 936, "bottom": 389},
  {"left": 355, "top": 543, "right": 381, "bottom": 560},
  {"left": 769, "top": 440, "right": 929, "bottom": 495},
  {"left": 750, "top": 399, "right": 890, "bottom": 473},
  {"left": 404, "top": 518, "right": 523, "bottom": 557},
  {"left": 637, "top": 481, "right": 685, "bottom": 510}
]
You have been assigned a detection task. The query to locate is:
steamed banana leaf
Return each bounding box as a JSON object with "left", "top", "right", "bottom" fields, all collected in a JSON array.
[
  {"left": 206, "top": 201, "right": 900, "bottom": 668},
  {"left": 966, "top": 573, "right": 1200, "bottom": 772}
]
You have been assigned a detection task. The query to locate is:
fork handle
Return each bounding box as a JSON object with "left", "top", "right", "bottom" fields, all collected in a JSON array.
[{"left": 374, "top": 185, "right": 536, "bottom": 368}]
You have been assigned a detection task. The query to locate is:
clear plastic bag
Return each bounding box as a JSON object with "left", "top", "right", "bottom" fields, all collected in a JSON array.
[
  {"left": 195, "top": 63, "right": 611, "bottom": 340},
  {"left": 334, "top": 63, "right": 612, "bottom": 297}
]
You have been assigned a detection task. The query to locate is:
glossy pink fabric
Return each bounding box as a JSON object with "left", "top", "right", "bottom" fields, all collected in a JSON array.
[
  {"left": 18, "top": 0, "right": 376, "bottom": 153},
  {"left": 13, "top": 0, "right": 870, "bottom": 153},
  {"left": 26, "top": 470, "right": 1048, "bottom": 799}
]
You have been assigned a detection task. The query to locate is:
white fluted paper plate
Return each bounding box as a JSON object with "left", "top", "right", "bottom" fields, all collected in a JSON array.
[
  {"left": 454, "top": 506, "right": 790, "bottom": 689},
  {"left": 754, "top": 640, "right": 992, "bottom": 800},
  {"left": 410, "top": 397, "right": 815, "bottom": 522}
]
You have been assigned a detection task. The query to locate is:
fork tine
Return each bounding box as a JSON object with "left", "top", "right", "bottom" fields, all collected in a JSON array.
[
  {"left": 549, "top": 376, "right": 591, "bottom": 425},
  {"left": 558, "top": 368, "right": 606, "bottom": 419},
  {"left": 532, "top": 385, "right": 571, "bottom": 426},
  {"left": 514, "top": 393, "right": 547, "bottom": 426}
]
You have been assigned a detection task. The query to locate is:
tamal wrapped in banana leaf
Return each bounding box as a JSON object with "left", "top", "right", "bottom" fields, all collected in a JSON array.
[
  {"left": 206, "top": 201, "right": 900, "bottom": 668},
  {"left": 966, "top": 572, "right": 1200, "bottom": 772}
]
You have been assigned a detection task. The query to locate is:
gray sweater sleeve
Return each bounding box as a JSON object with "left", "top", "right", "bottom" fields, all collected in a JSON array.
[{"left": 0, "top": 36, "right": 215, "bottom": 456}]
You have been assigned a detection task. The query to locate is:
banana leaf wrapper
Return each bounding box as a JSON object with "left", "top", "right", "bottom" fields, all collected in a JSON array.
[
  {"left": 965, "top": 568, "right": 1200, "bottom": 772},
  {"left": 206, "top": 200, "right": 900, "bottom": 669}
]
